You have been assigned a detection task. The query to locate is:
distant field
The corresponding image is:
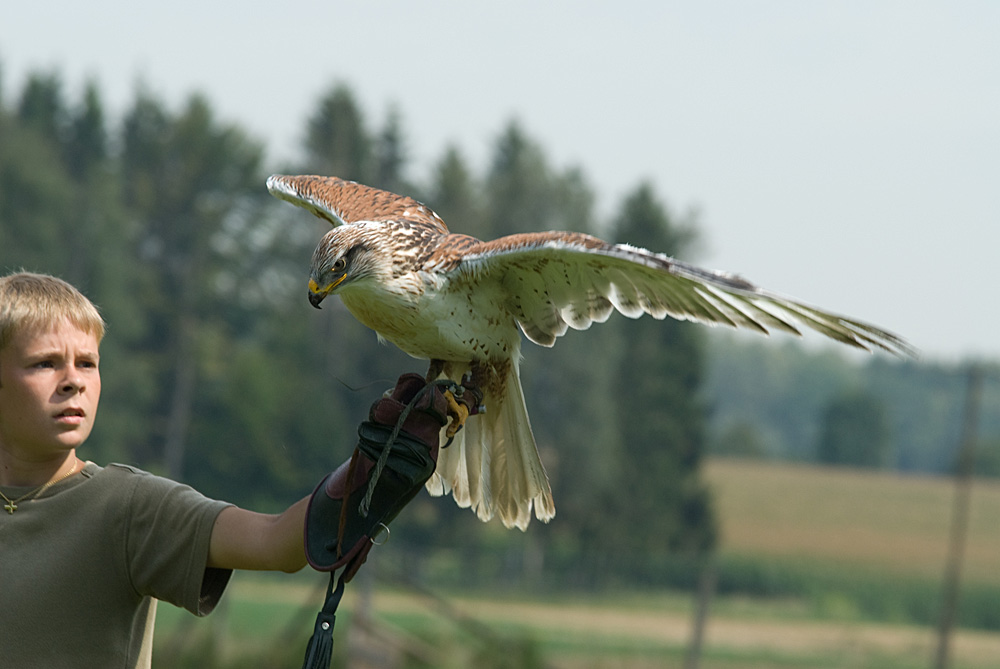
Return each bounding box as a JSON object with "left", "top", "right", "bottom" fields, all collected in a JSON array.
[{"left": 704, "top": 457, "right": 1000, "bottom": 584}]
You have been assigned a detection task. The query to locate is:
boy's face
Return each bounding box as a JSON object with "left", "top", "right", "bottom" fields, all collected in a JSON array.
[{"left": 0, "top": 318, "right": 101, "bottom": 461}]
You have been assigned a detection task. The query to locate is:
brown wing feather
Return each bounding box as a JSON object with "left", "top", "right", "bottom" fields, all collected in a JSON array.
[{"left": 267, "top": 174, "right": 449, "bottom": 232}]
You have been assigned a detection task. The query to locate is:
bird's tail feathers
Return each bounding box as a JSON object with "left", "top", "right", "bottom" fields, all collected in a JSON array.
[
  {"left": 424, "top": 361, "right": 554, "bottom": 529},
  {"left": 426, "top": 418, "right": 493, "bottom": 520},
  {"left": 426, "top": 364, "right": 491, "bottom": 519},
  {"left": 488, "top": 361, "right": 554, "bottom": 529}
]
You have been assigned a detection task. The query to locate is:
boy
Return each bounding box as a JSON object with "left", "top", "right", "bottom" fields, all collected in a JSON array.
[{"left": 0, "top": 272, "right": 465, "bottom": 668}]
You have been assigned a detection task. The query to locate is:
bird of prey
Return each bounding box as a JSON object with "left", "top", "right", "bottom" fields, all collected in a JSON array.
[{"left": 268, "top": 174, "right": 913, "bottom": 530}]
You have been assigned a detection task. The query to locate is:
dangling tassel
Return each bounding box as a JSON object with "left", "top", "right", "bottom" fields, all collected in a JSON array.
[
  {"left": 300, "top": 610, "right": 336, "bottom": 669},
  {"left": 301, "top": 573, "right": 346, "bottom": 669}
]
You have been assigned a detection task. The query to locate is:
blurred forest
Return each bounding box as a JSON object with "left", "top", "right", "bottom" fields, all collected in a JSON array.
[{"left": 2, "top": 66, "right": 998, "bottom": 588}]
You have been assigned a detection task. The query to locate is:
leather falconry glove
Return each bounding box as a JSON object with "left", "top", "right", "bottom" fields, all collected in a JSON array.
[{"left": 304, "top": 372, "right": 482, "bottom": 581}]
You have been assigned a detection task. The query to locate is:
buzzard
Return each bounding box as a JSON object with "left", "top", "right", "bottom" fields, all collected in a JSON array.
[{"left": 268, "top": 174, "right": 912, "bottom": 529}]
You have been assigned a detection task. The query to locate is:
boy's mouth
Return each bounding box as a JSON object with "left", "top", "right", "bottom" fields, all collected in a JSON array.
[{"left": 55, "top": 407, "right": 86, "bottom": 423}]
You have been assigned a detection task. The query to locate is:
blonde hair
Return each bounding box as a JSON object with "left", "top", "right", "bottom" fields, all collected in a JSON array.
[{"left": 0, "top": 272, "right": 106, "bottom": 350}]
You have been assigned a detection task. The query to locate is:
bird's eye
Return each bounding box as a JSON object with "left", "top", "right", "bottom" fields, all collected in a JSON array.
[{"left": 332, "top": 258, "right": 347, "bottom": 272}]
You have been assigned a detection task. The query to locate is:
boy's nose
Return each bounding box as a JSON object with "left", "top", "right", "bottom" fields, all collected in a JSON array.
[{"left": 60, "top": 372, "right": 84, "bottom": 394}]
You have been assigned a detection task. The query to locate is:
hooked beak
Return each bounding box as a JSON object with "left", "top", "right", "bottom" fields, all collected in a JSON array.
[{"left": 308, "top": 277, "right": 343, "bottom": 309}]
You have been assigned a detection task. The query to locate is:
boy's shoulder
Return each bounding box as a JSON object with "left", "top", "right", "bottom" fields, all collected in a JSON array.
[
  {"left": 105, "top": 463, "right": 151, "bottom": 477},
  {"left": 81, "top": 462, "right": 153, "bottom": 482},
  {"left": 91, "top": 462, "right": 220, "bottom": 505},
  {"left": 84, "top": 462, "right": 179, "bottom": 497}
]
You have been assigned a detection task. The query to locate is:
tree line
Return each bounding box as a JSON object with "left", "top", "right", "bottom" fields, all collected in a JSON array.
[{"left": 706, "top": 334, "right": 1000, "bottom": 476}]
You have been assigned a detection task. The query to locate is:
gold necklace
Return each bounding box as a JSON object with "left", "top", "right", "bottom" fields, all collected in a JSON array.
[{"left": 0, "top": 460, "right": 79, "bottom": 514}]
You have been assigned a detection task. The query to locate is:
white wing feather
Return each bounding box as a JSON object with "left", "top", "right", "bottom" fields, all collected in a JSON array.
[{"left": 450, "top": 232, "right": 914, "bottom": 357}]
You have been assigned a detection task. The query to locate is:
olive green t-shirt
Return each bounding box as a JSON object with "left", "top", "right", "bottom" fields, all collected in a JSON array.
[{"left": 0, "top": 462, "right": 233, "bottom": 668}]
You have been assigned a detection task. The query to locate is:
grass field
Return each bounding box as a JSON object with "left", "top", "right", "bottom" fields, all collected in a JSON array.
[
  {"left": 154, "top": 575, "right": 1000, "bottom": 668},
  {"left": 154, "top": 459, "right": 1000, "bottom": 668}
]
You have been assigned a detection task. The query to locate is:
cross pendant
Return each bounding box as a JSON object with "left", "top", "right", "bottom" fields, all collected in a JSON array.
[{"left": 4, "top": 501, "right": 15, "bottom": 514}]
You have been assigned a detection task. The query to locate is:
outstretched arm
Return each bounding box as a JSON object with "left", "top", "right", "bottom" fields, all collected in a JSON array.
[
  {"left": 203, "top": 373, "right": 477, "bottom": 576},
  {"left": 207, "top": 498, "right": 309, "bottom": 573}
]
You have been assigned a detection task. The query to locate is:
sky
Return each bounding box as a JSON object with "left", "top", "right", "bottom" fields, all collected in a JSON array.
[{"left": 1, "top": 2, "right": 997, "bottom": 362}]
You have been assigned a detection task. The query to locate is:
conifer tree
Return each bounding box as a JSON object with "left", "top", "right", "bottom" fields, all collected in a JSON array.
[{"left": 606, "top": 183, "right": 717, "bottom": 566}]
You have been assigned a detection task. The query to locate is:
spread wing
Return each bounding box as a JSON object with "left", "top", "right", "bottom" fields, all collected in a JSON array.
[
  {"left": 267, "top": 174, "right": 449, "bottom": 232},
  {"left": 448, "top": 231, "right": 914, "bottom": 357}
]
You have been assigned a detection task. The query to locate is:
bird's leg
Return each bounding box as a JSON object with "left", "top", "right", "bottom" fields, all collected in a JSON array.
[
  {"left": 444, "top": 393, "right": 470, "bottom": 441},
  {"left": 467, "top": 361, "right": 491, "bottom": 392},
  {"left": 425, "top": 359, "right": 445, "bottom": 382},
  {"left": 425, "top": 358, "right": 469, "bottom": 441},
  {"left": 442, "top": 361, "right": 487, "bottom": 442}
]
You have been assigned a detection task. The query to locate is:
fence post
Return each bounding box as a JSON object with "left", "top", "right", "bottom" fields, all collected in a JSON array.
[
  {"left": 684, "top": 553, "right": 717, "bottom": 669},
  {"left": 932, "top": 364, "right": 983, "bottom": 669}
]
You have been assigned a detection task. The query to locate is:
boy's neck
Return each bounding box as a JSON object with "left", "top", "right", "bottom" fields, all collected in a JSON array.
[{"left": 0, "top": 451, "right": 81, "bottom": 487}]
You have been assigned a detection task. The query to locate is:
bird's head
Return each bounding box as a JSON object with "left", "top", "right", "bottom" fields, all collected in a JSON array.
[{"left": 307, "top": 226, "right": 383, "bottom": 308}]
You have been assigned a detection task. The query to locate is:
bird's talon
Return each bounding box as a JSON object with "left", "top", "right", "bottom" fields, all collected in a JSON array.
[{"left": 444, "top": 389, "right": 471, "bottom": 438}]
